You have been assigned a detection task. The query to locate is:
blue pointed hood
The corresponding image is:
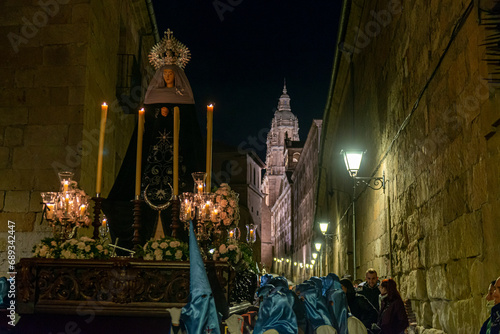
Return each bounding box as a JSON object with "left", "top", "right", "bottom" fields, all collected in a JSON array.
[
  {"left": 322, "top": 273, "right": 342, "bottom": 296},
  {"left": 253, "top": 290, "right": 298, "bottom": 334},
  {"left": 327, "top": 289, "right": 349, "bottom": 334},
  {"left": 299, "top": 281, "right": 335, "bottom": 330},
  {"left": 260, "top": 274, "right": 274, "bottom": 287},
  {"left": 180, "top": 221, "right": 221, "bottom": 334}
]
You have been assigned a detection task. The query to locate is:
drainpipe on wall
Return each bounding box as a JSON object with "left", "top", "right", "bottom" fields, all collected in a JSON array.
[
  {"left": 352, "top": 181, "right": 357, "bottom": 279},
  {"left": 386, "top": 189, "right": 393, "bottom": 276},
  {"left": 145, "top": 0, "right": 160, "bottom": 43}
]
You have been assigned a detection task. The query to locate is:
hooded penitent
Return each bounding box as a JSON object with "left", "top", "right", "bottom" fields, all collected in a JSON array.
[
  {"left": 253, "top": 287, "right": 298, "bottom": 334},
  {"left": 299, "top": 281, "right": 336, "bottom": 331},
  {"left": 180, "top": 221, "right": 221, "bottom": 333},
  {"left": 327, "top": 289, "right": 348, "bottom": 334}
]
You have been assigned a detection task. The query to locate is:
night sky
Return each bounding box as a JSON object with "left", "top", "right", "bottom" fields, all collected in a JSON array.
[{"left": 152, "top": 0, "right": 342, "bottom": 160}]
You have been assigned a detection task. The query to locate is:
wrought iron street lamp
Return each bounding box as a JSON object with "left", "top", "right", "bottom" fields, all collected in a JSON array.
[
  {"left": 314, "top": 242, "right": 322, "bottom": 276},
  {"left": 341, "top": 149, "right": 386, "bottom": 279}
]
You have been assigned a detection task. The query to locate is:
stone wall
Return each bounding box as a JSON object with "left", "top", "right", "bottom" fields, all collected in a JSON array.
[
  {"left": 317, "top": 0, "right": 500, "bottom": 332},
  {"left": 0, "top": 0, "right": 156, "bottom": 273}
]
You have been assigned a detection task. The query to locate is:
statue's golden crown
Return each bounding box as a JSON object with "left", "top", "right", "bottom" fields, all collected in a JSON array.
[{"left": 148, "top": 29, "right": 191, "bottom": 70}]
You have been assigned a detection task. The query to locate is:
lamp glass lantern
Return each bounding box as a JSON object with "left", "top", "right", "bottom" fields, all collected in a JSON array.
[
  {"left": 319, "top": 222, "right": 329, "bottom": 235},
  {"left": 342, "top": 150, "right": 364, "bottom": 177},
  {"left": 314, "top": 242, "right": 322, "bottom": 252},
  {"left": 312, "top": 252, "right": 318, "bottom": 260}
]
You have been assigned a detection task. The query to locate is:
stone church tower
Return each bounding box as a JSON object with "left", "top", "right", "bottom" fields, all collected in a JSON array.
[
  {"left": 263, "top": 82, "right": 299, "bottom": 207},
  {"left": 260, "top": 82, "right": 299, "bottom": 270}
]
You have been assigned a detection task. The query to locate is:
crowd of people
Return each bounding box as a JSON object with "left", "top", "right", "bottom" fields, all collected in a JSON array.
[
  {"left": 250, "top": 268, "right": 409, "bottom": 334},
  {"left": 167, "top": 265, "right": 500, "bottom": 333}
]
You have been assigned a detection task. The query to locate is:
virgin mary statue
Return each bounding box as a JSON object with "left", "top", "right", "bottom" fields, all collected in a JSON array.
[{"left": 103, "top": 30, "right": 204, "bottom": 249}]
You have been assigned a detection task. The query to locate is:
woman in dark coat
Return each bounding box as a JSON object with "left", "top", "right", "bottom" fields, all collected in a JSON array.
[{"left": 375, "top": 278, "right": 408, "bottom": 334}]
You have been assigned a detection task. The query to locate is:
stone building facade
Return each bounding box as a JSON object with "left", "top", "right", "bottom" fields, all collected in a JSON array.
[
  {"left": 0, "top": 0, "right": 158, "bottom": 272},
  {"left": 316, "top": 0, "right": 500, "bottom": 332},
  {"left": 261, "top": 84, "right": 300, "bottom": 271},
  {"left": 261, "top": 85, "right": 323, "bottom": 282},
  {"left": 291, "top": 120, "right": 322, "bottom": 283}
]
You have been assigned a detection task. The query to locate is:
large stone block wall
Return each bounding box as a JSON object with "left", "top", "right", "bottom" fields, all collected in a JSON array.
[
  {"left": 0, "top": 0, "right": 93, "bottom": 273},
  {"left": 318, "top": 0, "right": 500, "bottom": 332},
  {"left": 0, "top": 0, "right": 155, "bottom": 273}
]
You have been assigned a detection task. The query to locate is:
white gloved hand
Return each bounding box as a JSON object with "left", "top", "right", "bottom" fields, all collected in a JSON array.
[{"left": 167, "top": 307, "right": 182, "bottom": 326}]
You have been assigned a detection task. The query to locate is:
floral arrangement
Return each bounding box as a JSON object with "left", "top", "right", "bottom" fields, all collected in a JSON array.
[
  {"left": 138, "top": 236, "right": 189, "bottom": 261},
  {"left": 214, "top": 183, "right": 240, "bottom": 226},
  {"left": 211, "top": 241, "right": 256, "bottom": 270},
  {"left": 212, "top": 242, "right": 241, "bottom": 265},
  {"left": 32, "top": 236, "right": 110, "bottom": 260}
]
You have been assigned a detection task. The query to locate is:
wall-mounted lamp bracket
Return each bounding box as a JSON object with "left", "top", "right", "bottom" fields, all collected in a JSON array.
[{"left": 354, "top": 171, "right": 386, "bottom": 193}]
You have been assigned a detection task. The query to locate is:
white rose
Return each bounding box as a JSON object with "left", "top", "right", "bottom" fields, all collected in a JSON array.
[
  {"left": 77, "top": 242, "right": 85, "bottom": 250},
  {"left": 96, "top": 245, "right": 103, "bottom": 251},
  {"left": 51, "top": 241, "right": 57, "bottom": 247},
  {"left": 70, "top": 239, "right": 78, "bottom": 245},
  {"left": 84, "top": 245, "right": 91, "bottom": 252},
  {"left": 144, "top": 254, "right": 153, "bottom": 260},
  {"left": 70, "top": 253, "right": 77, "bottom": 259},
  {"left": 175, "top": 250, "right": 183, "bottom": 259},
  {"left": 166, "top": 250, "right": 172, "bottom": 256},
  {"left": 170, "top": 241, "right": 180, "bottom": 248},
  {"left": 219, "top": 244, "right": 227, "bottom": 254},
  {"left": 152, "top": 242, "right": 159, "bottom": 249},
  {"left": 228, "top": 244, "right": 236, "bottom": 251},
  {"left": 160, "top": 242, "right": 168, "bottom": 249}
]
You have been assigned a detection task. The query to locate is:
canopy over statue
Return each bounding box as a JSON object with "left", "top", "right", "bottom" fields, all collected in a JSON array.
[{"left": 103, "top": 30, "right": 204, "bottom": 249}]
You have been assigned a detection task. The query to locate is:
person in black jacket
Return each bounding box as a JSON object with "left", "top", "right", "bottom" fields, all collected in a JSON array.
[
  {"left": 340, "top": 278, "right": 378, "bottom": 330},
  {"left": 357, "top": 268, "right": 381, "bottom": 311}
]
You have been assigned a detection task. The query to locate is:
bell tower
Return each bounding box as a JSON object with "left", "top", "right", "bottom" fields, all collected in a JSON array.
[{"left": 262, "top": 81, "right": 299, "bottom": 208}]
